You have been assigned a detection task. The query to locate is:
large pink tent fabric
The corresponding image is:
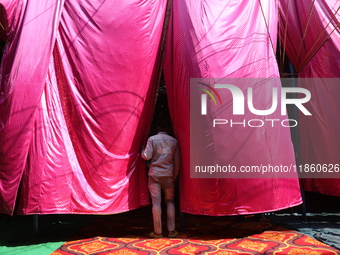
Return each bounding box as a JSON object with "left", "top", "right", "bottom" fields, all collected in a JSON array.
[
  {"left": 0, "top": 0, "right": 306, "bottom": 216},
  {"left": 163, "top": 0, "right": 302, "bottom": 216},
  {"left": 279, "top": 0, "right": 340, "bottom": 196},
  {"left": 0, "top": 0, "right": 168, "bottom": 215}
]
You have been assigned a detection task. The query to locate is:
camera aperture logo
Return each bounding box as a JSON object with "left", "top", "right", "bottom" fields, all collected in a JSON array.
[
  {"left": 196, "top": 82, "right": 223, "bottom": 110},
  {"left": 196, "top": 81, "right": 312, "bottom": 128}
]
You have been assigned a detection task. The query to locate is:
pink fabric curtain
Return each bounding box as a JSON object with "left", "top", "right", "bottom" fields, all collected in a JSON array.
[
  {"left": 0, "top": 0, "right": 308, "bottom": 216},
  {"left": 279, "top": 0, "right": 340, "bottom": 196},
  {"left": 0, "top": 0, "right": 168, "bottom": 215},
  {"left": 0, "top": 0, "right": 65, "bottom": 215},
  {"left": 163, "top": 0, "right": 302, "bottom": 216}
]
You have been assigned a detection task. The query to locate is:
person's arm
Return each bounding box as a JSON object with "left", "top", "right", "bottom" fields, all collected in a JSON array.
[
  {"left": 141, "top": 138, "right": 153, "bottom": 160},
  {"left": 173, "top": 143, "right": 180, "bottom": 179}
]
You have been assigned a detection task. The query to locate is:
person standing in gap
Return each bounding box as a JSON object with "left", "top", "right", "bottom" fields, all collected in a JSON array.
[{"left": 141, "top": 119, "right": 180, "bottom": 238}]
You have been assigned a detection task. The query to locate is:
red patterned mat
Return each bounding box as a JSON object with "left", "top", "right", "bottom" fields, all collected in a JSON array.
[{"left": 52, "top": 207, "right": 340, "bottom": 254}]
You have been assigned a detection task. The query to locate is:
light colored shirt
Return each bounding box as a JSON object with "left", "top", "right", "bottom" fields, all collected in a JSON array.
[{"left": 142, "top": 132, "right": 180, "bottom": 177}]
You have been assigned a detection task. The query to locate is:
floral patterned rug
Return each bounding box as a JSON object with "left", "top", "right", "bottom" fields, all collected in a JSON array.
[{"left": 52, "top": 207, "right": 340, "bottom": 254}]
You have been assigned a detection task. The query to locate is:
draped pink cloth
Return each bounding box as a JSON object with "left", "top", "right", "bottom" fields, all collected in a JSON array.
[
  {"left": 163, "top": 0, "right": 302, "bottom": 216},
  {"left": 0, "top": 0, "right": 168, "bottom": 215},
  {"left": 279, "top": 0, "right": 340, "bottom": 196},
  {"left": 0, "top": 0, "right": 306, "bottom": 216}
]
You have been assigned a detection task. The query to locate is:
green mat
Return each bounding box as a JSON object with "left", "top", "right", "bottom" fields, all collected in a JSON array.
[{"left": 0, "top": 214, "right": 98, "bottom": 255}]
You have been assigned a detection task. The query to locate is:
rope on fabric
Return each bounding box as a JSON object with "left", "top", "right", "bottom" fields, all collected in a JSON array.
[
  {"left": 296, "top": 5, "right": 340, "bottom": 73},
  {"left": 294, "top": 0, "right": 316, "bottom": 68},
  {"left": 258, "top": 0, "right": 276, "bottom": 64},
  {"left": 278, "top": 0, "right": 292, "bottom": 73}
]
